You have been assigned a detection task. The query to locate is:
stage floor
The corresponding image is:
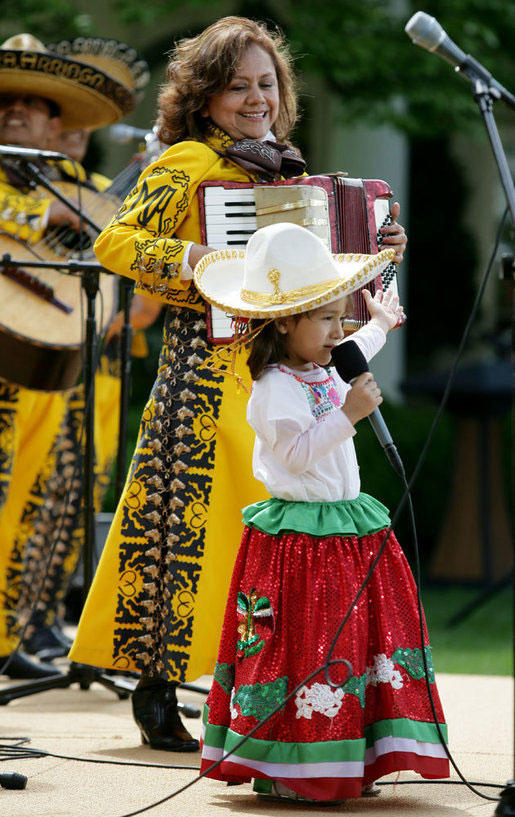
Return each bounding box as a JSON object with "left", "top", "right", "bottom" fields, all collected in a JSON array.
[{"left": 0, "top": 671, "right": 511, "bottom": 817}]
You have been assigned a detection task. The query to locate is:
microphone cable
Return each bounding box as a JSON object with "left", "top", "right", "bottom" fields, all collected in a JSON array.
[{"left": 1, "top": 207, "right": 508, "bottom": 812}]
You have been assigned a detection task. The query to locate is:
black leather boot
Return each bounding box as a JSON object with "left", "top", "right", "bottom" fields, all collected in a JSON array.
[
  {"left": 0, "top": 650, "right": 63, "bottom": 679},
  {"left": 24, "top": 624, "right": 73, "bottom": 661},
  {"left": 132, "top": 676, "right": 200, "bottom": 752}
]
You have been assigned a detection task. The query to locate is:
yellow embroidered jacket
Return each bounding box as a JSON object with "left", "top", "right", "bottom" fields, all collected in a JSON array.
[
  {"left": 0, "top": 158, "right": 110, "bottom": 244},
  {"left": 94, "top": 127, "right": 259, "bottom": 312},
  {"left": 0, "top": 164, "right": 51, "bottom": 244}
]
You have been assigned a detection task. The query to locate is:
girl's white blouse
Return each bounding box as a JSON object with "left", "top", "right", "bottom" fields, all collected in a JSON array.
[{"left": 247, "top": 322, "right": 386, "bottom": 503}]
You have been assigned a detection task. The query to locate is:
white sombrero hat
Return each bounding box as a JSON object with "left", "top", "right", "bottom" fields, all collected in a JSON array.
[
  {"left": 194, "top": 222, "right": 396, "bottom": 319},
  {"left": 0, "top": 33, "right": 140, "bottom": 129}
]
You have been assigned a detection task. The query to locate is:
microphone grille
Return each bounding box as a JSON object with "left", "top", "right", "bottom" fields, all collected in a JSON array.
[
  {"left": 405, "top": 11, "right": 445, "bottom": 50},
  {"left": 331, "top": 340, "right": 369, "bottom": 383}
]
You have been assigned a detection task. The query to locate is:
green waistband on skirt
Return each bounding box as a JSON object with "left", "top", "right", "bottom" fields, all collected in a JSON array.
[{"left": 242, "top": 492, "right": 391, "bottom": 538}]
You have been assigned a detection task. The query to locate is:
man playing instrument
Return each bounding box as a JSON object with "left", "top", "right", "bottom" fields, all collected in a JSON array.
[
  {"left": 0, "top": 33, "right": 146, "bottom": 678},
  {"left": 16, "top": 122, "right": 161, "bottom": 663}
]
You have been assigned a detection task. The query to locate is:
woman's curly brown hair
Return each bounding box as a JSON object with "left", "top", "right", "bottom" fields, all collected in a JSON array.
[{"left": 156, "top": 16, "right": 298, "bottom": 146}]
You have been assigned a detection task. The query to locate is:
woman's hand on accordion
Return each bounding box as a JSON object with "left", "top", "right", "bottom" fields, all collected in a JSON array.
[
  {"left": 380, "top": 201, "right": 407, "bottom": 263},
  {"left": 189, "top": 242, "right": 217, "bottom": 269}
]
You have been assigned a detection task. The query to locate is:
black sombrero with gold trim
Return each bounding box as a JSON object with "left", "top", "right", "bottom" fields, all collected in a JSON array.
[
  {"left": 0, "top": 33, "right": 139, "bottom": 129},
  {"left": 46, "top": 36, "right": 149, "bottom": 105}
]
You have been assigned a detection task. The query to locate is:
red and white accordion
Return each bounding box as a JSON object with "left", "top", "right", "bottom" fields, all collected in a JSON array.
[{"left": 198, "top": 175, "right": 398, "bottom": 343}]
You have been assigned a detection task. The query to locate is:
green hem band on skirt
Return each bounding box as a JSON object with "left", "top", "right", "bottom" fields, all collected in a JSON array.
[{"left": 241, "top": 492, "right": 391, "bottom": 538}]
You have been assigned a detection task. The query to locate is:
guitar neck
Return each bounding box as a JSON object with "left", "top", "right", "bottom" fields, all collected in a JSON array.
[{"left": 106, "top": 160, "right": 141, "bottom": 199}]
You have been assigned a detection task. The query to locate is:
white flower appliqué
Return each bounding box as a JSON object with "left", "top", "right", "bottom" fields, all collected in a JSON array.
[
  {"left": 366, "top": 653, "right": 403, "bottom": 690},
  {"left": 295, "top": 683, "right": 344, "bottom": 720},
  {"left": 229, "top": 687, "right": 239, "bottom": 720}
]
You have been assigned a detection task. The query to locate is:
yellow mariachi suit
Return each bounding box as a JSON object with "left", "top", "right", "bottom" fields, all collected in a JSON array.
[
  {"left": 0, "top": 161, "right": 119, "bottom": 654},
  {"left": 11, "top": 166, "right": 129, "bottom": 639},
  {"left": 0, "top": 162, "right": 69, "bottom": 654},
  {"left": 70, "top": 126, "right": 275, "bottom": 682}
]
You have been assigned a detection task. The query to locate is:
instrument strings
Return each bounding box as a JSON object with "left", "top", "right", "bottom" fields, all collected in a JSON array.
[{"left": 31, "top": 157, "right": 144, "bottom": 260}]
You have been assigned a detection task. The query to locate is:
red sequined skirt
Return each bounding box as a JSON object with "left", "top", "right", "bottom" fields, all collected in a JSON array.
[{"left": 200, "top": 510, "right": 449, "bottom": 801}]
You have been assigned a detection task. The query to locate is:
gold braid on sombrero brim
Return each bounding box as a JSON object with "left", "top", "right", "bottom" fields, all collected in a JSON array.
[{"left": 241, "top": 268, "right": 343, "bottom": 307}]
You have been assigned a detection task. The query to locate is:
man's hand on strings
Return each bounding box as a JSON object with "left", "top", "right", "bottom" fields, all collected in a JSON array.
[{"left": 47, "top": 199, "right": 82, "bottom": 231}]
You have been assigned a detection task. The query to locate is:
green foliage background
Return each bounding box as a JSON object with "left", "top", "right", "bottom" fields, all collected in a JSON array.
[{"left": 4, "top": 0, "right": 514, "bottom": 137}]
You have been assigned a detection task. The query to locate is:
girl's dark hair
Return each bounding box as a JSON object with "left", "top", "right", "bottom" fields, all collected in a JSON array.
[
  {"left": 156, "top": 16, "right": 298, "bottom": 145},
  {"left": 247, "top": 320, "right": 285, "bottom": 380},
  {"left": 247, "top": 294, "right": 355, "bottom": 380},
  {"left": 247, "top": 316, "right": 302, "bottom": 380}
]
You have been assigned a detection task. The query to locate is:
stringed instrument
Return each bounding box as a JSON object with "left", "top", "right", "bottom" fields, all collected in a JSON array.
[{"left": 0, "top": 150, "right": 155, "bottom": 391}]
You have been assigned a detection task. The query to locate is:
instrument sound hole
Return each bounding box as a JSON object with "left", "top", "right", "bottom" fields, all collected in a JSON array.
[{"left": 46, "top": 225, "right": 94, "bottom": 255}]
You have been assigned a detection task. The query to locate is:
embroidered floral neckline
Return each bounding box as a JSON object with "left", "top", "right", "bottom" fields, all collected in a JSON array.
[
  {"left": 273, "top": 364, "right": 342, "bottom": 421},
  {"left": 273, "top": 363, "right": 332, "bottom": 385}
]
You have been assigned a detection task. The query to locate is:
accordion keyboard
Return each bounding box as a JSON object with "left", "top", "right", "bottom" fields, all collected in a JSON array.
[{"left": 203, "top": 187, "right": 257, "bottom": 248}]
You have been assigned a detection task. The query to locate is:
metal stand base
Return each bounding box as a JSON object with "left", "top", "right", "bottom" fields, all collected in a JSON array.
[
  {"left": 0, "top": 669, "right": 207, "bottom": 716},
  {"left": 0, "top": 663, "right": 134, "bottom": 705},
  {"left": 494, "top": 781, "right": 515, "bottom": 816}
]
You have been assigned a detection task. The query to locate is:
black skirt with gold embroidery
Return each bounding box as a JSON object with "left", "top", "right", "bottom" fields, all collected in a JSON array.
[{"left": 71, "top": 307, "right": 266, "bottom": 682}]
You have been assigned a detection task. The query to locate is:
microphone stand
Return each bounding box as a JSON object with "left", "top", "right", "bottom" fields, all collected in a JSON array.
[
  {"left": 114, "top": 278, "right": 134, "bottom": 502},
  {"left": 469, "top": 77, "right": 515, "bottom": 226},
  {"left": 440, "top": 77, "right": 514, "bottom": 643}
]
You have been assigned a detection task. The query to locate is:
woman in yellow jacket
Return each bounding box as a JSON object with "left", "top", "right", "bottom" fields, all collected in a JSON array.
[
  {"left": 70, "top": 17, "right": 304, "bottom": 752},
  {"left": 70, "top": 16, "right": 408, "bottom": 752}
]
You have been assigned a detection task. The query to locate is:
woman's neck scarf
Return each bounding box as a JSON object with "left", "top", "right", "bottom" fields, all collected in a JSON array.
[{"left": 204, "top": 122, "right": 305, "bottom": 181}]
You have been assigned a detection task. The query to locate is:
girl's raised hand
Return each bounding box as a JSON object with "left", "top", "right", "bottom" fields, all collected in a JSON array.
[{"left": 363, "top": 288, "right": 406, "bottom": 334}]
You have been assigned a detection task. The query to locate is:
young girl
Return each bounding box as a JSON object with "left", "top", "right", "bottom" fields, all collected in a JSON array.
[{"left": 196, "top": 222, "right": 449, "bottom": 803}]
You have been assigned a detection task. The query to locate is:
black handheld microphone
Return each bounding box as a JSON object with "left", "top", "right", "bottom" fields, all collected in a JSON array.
[{"left": 332, "top": 341, "right": 406, "bottom": 478}]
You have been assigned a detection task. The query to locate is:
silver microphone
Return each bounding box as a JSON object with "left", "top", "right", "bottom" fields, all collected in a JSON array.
[
  {"left": 109, "top": 124, "right": 152, "bottom": 143},
  {"left": 405, "top": 11, "right": 467, "bottom": 67},
  {"left": 405, "top": 11, "right": 515, "bottom": 109},
  {"left": 0, "top": 144, "right": 68, "bottom": 161}
]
